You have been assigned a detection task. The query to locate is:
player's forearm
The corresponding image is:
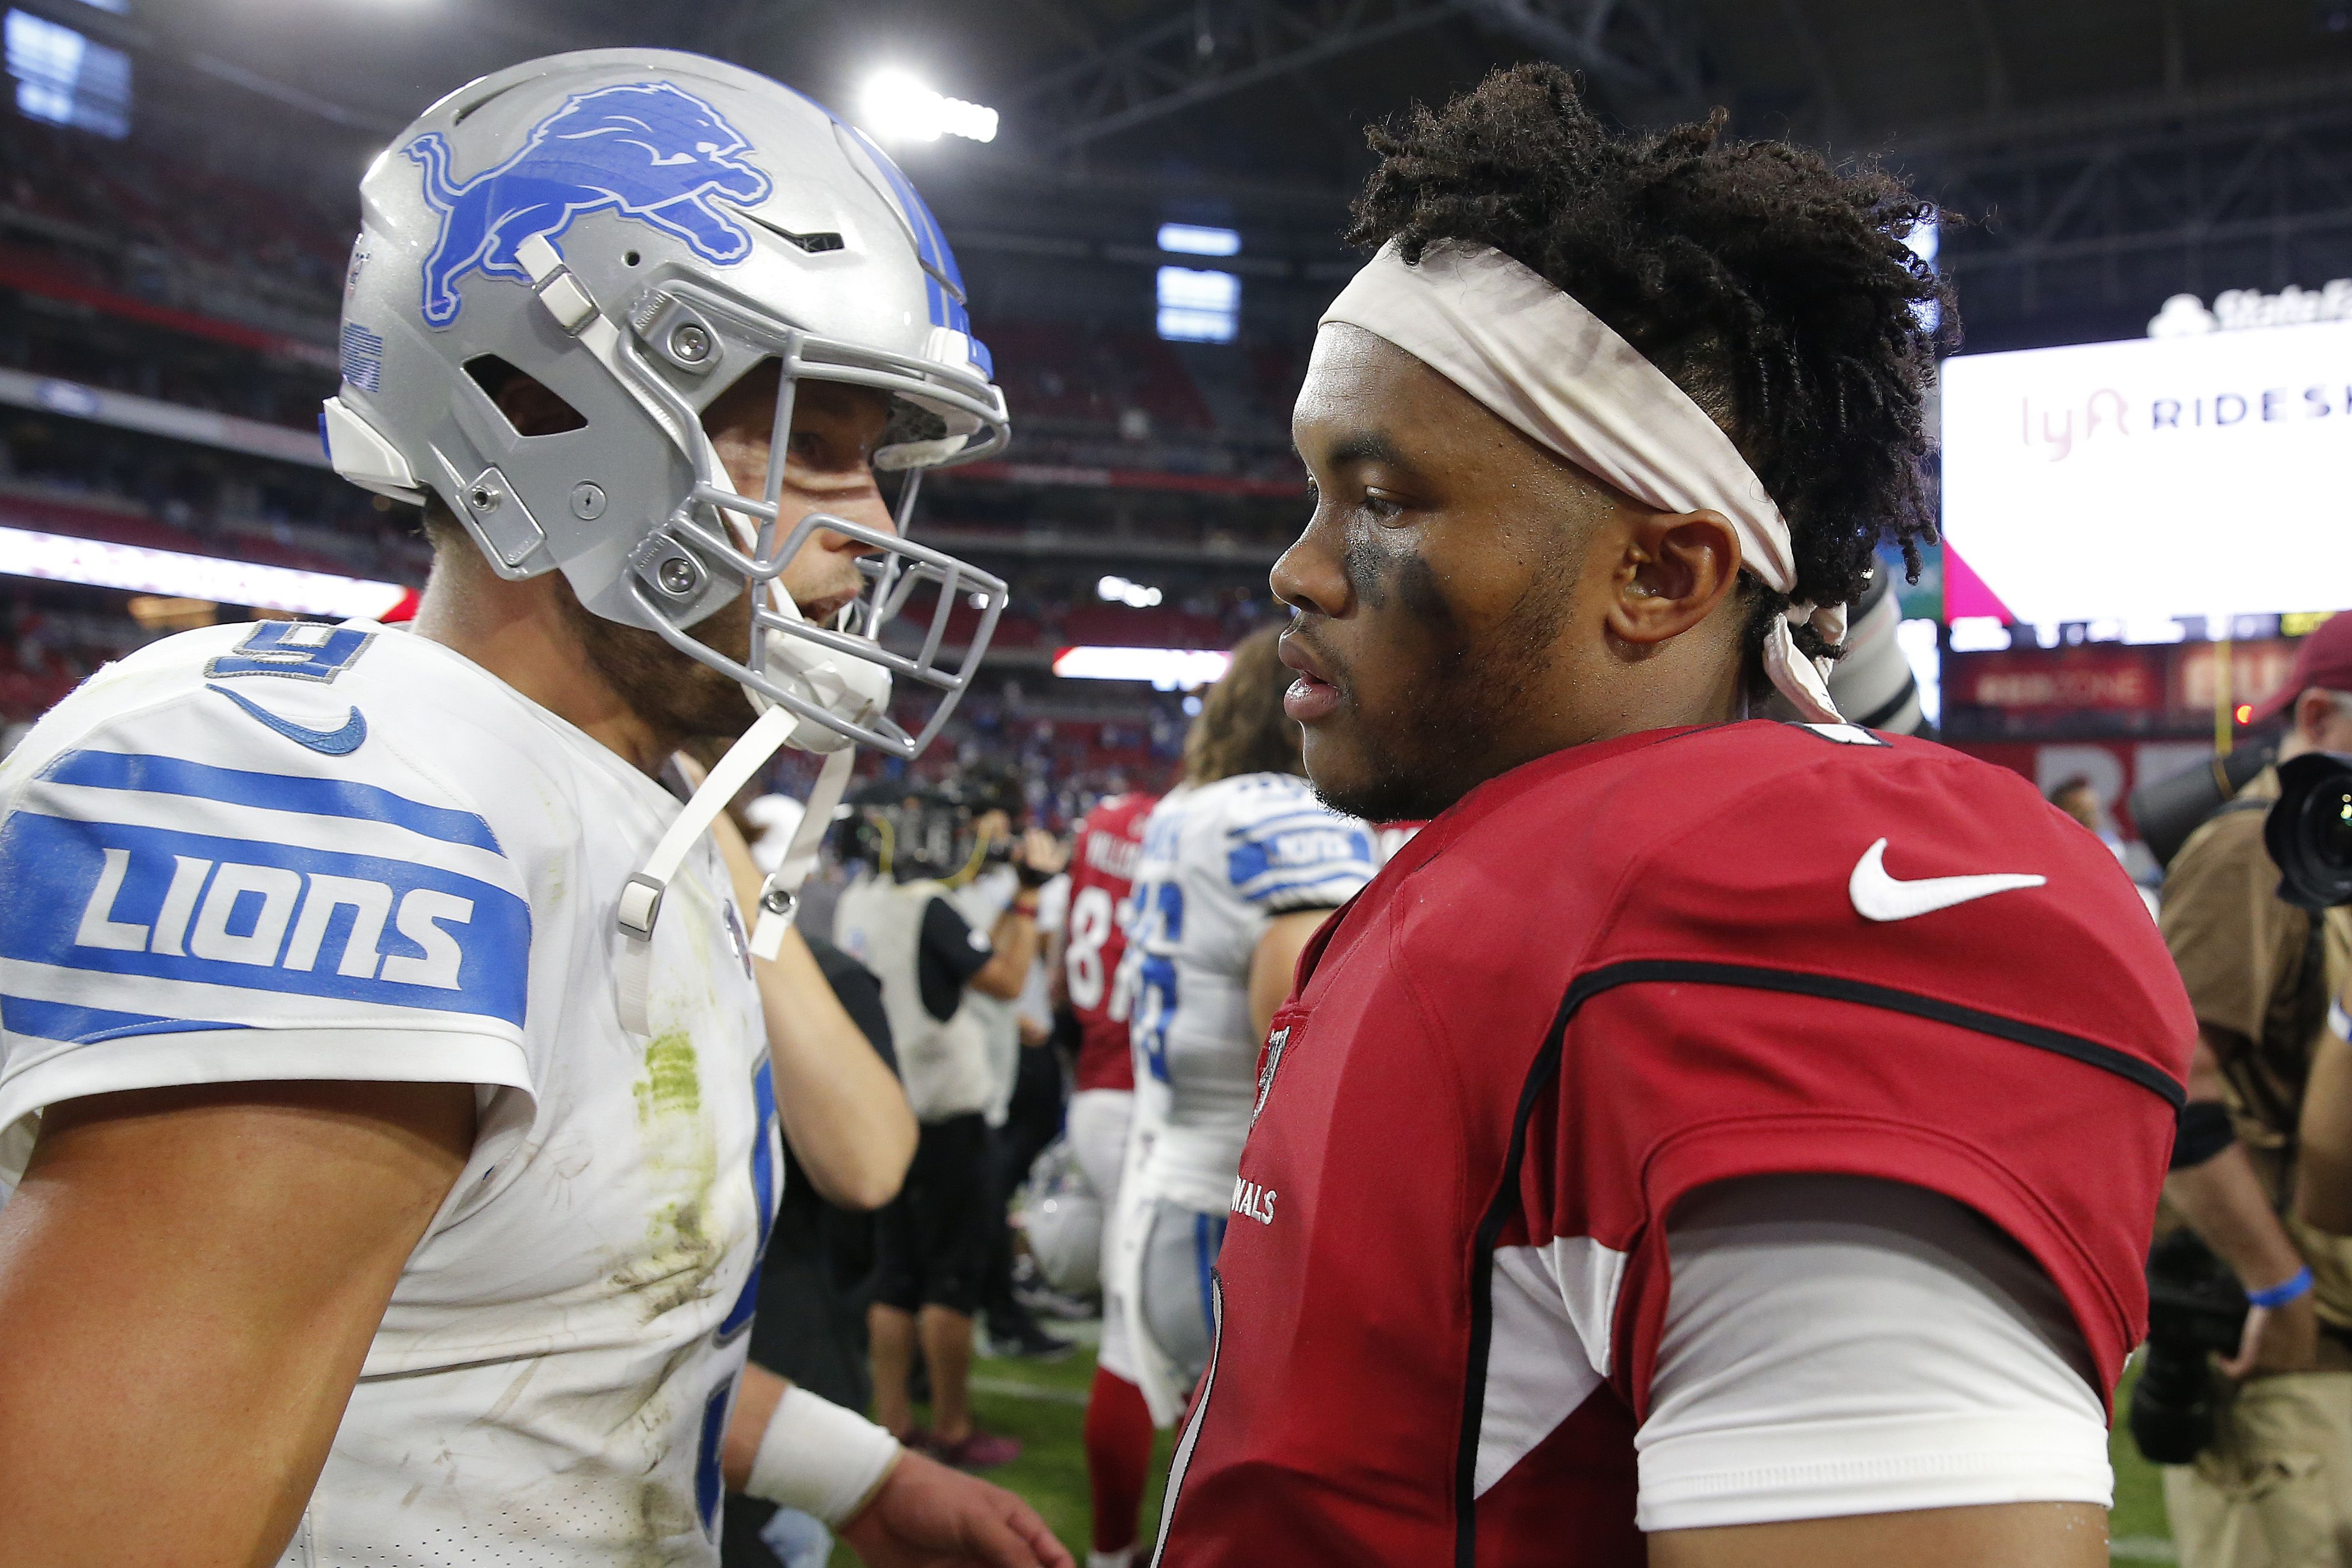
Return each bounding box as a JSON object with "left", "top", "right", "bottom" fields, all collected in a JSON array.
[
  {"left": 723, "top": 1361, "right": 903, "bottom": 1521},
  {"left": 758, "top": 926, "right": 916, "bottom": 1212},
  {"left": 721, "top": 1362, "right": 791, "bottom": 1494}
]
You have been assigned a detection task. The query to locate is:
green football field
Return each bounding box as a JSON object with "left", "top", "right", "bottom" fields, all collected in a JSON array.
[{"left": 837, "top": 1332, "right": 2181, "bottom": 1565}]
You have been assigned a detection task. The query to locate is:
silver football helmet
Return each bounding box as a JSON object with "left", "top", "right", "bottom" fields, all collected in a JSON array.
[{"left": 323, "top": 48, "right": 1009, "bottom": 762}]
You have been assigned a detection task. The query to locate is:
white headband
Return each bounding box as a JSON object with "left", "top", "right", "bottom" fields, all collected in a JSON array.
[{"left": 1319, "top": 240, "right": 1846, "bottom": 723}]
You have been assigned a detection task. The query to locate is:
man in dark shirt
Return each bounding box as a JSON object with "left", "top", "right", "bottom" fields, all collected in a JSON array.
[
  {"left": 724, "top": 938, "right": 899, "bottom": 1568},
  {"left": 835, "top": 789, "right": 1066, "bottom": 1470}
]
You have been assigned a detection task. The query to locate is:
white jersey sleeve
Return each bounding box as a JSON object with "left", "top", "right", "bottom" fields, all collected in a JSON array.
[
  {"left": 1635, "top": 1173, "right": 2112, "bottom": 1532},
  {"left": 0, "top": 621, "right": 533, "bottom": 1183},
  {"left": 1124, "top": 773, "right": 1376, "bottom": 1216},
  {"left": 1215, "top": 773, "right": 1380, "bottom": 918}
]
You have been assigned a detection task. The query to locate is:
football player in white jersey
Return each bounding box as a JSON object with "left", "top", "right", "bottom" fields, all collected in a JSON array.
[
  {"left": 1106, "top": 628, "right": 1380, "bottom": 1430},
  {"left": 0, "top": 50, "right": 1067, "bottom": 1568}
]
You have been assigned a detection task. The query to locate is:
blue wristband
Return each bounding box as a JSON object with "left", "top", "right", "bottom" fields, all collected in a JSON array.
[{"left": 2247, "top": 1266, "right": 2314, "bottom": 1310}]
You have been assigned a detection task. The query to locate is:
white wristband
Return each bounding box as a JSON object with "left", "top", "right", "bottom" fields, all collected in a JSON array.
[
  {"left": 2331, "top": 999, "right": 2350, "bottom": 1044},
  {"left": 746, "top": 1385, "right": 903, "bottom": 1526}
]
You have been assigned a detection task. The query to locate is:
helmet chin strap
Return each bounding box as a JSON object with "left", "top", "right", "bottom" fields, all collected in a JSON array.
[
  {"left": 613, "top": 707, "right": 861, "bottom": 1037},
  {"left": 613, "top": 581, "right": 878, "bottom": 1037}
]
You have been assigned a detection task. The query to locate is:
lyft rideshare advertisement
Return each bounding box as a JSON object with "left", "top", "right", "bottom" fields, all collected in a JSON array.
[{"left": 1939, "top": 317, "right": 2352, "bottom": 627}]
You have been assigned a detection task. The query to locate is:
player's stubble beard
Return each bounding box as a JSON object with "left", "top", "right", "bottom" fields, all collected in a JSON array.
[
  {"left": 1304, "top": 516, "right": 1581, "bottom": 824},
  {"left": 556, "top": 578, "right": 760, "bottom": 757}
]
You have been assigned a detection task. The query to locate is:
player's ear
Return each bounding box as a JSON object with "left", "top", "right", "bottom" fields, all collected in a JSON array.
[{"left": 1604, "top": 509, "right": 1741, "bottom": 648}]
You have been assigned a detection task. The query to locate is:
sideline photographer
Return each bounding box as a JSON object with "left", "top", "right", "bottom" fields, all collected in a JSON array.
[{"left": 2156, "top": 614, "right": 2352, "bottom": 1567}]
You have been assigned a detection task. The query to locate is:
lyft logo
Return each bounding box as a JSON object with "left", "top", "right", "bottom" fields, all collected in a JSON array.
[
  {"left": 74, "top": 847, "right": 472, "bottom": 988},
  {"left": 2020, "top": 390, "right": 2131, "bottom": 460}
]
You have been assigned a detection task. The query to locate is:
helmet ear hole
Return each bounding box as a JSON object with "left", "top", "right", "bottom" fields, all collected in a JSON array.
[{"left": 464, "top": 356, "right": 588, "bottom": 437}]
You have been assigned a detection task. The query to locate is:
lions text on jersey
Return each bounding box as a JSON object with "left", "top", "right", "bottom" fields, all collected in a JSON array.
[
  {"left": 1106, "top": 772, "right": 1376, "bottom": 1422},
  {"left": 0, "top": 620, "right": 779, "bottom": 1567}
]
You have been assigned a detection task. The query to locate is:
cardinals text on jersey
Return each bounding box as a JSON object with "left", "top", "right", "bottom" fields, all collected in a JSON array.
[
  {"left": 1153, "top": 722, "right": 2194, "bottom": 1567},
  {"left": 0, "top": 620, "right": 779, "bottom": 1567}
]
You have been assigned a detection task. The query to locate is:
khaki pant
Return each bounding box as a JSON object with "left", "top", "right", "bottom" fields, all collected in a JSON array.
[{"left": 2166, "top": 1372, "right": 2352, "bottom": 1567}]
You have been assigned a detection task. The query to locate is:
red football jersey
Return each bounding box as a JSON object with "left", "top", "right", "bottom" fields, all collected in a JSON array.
[
  {"left": 1155, "top": 723, "right": 2193, "bottom": 1567},
  {"left": 1065, "top": 791, "right": 1156, "bottom": 1093}
]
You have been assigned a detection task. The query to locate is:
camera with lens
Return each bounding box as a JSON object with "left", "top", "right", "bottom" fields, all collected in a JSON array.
[
  {"left": 2266, "top": 751, "right": 2352, "bottom": 910},
  {"left": 2130, "top": 1229, "right": 2250, "bottom": 1464}
]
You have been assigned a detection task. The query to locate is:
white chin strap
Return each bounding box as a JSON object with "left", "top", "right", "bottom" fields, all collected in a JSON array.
[
  {"left": 611, "top": 577, "right": 886, "bottom": 1036},
  {"left": 613, "top": 708, "right": 857, "bottom": 1037},
  {"left": 1321, "top": 240, "right": 1846, "bottom": 723}
]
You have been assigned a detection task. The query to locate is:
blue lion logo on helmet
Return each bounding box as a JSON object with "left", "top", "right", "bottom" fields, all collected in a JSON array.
[{"left": 405, "top": 82, "right": 774, "bottom": 328}]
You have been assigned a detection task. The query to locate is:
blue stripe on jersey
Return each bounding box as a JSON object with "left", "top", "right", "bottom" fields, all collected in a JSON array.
[
  {"left": 0, "top": 814, "right": 531, "bottom": 1026},
  {"left": 717, "top": 1055, "right": 781, "bottom": 1341},
  {"left": 1229, "top": 810, "right": 1360, "bottom": 843},
  {"left": 3, "top": 995, "right": 243, "bottom": 1044},
  {"left": 44, "top": 750, "right": 501, "bottom": 855},
  {"left": 695, "top": 1384, "right": 732, "bottom": 1536},
  {"left": 1244, "top": 873, "right": 1373, "bottom": 907},
  {"left": 1227, "top": 820, "right": 1375, "bottom": 902}
]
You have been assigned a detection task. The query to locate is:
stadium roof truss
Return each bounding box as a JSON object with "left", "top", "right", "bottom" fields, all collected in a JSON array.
[
  {"left": 1901, "top": 74, "right": 2352, "bottom": 323},
  {"left": 1004, "top": 0, "right": 1709, "bottom": 151}
]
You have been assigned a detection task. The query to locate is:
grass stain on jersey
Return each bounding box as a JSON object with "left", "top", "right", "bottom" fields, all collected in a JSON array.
[
  {"left": 614, "top": 1028, "right": 725, "bottom": 1321},
  {"left": 635, "top": 1032, "right": 703, "bottom": 1121},
  {"left": 624, "top": 1473, "right": 701, "bottom": 1567}
]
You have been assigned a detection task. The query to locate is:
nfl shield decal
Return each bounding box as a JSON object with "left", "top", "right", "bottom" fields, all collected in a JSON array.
[{"left": 1252, "top": 1025, "right": 1291, "bottom": 1125}]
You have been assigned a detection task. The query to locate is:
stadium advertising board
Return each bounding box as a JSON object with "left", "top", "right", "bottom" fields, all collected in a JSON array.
[{"left": 1939, "top": 317, "right": 2352, "bottom": 628}]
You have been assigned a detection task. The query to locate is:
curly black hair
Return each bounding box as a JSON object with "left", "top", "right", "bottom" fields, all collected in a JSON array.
[{"left": 1346, "top": 63, "right": 1953, "bottom": 672}]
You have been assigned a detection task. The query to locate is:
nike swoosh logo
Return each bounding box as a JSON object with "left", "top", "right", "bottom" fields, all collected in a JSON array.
[
  {"left": 207, "top": 684, "right": 368, "bottom": 755},
  {"left": 1849, "top": 837, "right": 2045, "bottom": 922}
]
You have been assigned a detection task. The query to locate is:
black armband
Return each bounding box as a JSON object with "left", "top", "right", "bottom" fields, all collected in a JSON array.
[{"left": 2170, "top": 1100, "right": 2238, "bottom": 1171}]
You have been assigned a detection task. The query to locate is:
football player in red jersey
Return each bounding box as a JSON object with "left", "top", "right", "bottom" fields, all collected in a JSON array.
[
  {"left": 1058, "top": 787, "right": 1161, "bottom": 1568},
  {"left": 1152, "top": 66, "right": 2197, "bottom": 1568}
]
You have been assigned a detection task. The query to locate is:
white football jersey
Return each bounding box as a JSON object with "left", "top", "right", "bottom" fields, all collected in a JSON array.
[
  {"left": 0, "top": 619, "right": 778, "bottom": 1566},
  {"left": 1115, "top": 773, "right": 1375, "bottom": 1215}
]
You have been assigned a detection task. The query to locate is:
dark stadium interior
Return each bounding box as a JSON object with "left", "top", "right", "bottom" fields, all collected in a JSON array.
[
  {"left": 10, "top": 0, "right": 2351, "bottom": 821},
  {"left": 4, "top": 2, "right": 2352, "bottom": 1562}
]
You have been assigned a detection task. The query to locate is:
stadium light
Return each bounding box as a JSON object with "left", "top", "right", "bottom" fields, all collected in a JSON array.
[
  {"left": 1096, "top": 574, "right": 1164, "bottom": 608},
  {"left": 6, "top": 7, "right": 131, "bottom": 139},
  {"left": 1052, "top": 646, "right": 1231, "bottom": 691},
  {"left": 859, "top": 70, "right": 998, "bottom": 144},
  {"left": 1158, "top": 223, "right": 1240, "bottom": 256},
  {"left": 0, "top": 526, "right": 410, "bottom": 619},
  {"left": 1156, "top": 266, "right": 1240, "bottom": 344}
]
